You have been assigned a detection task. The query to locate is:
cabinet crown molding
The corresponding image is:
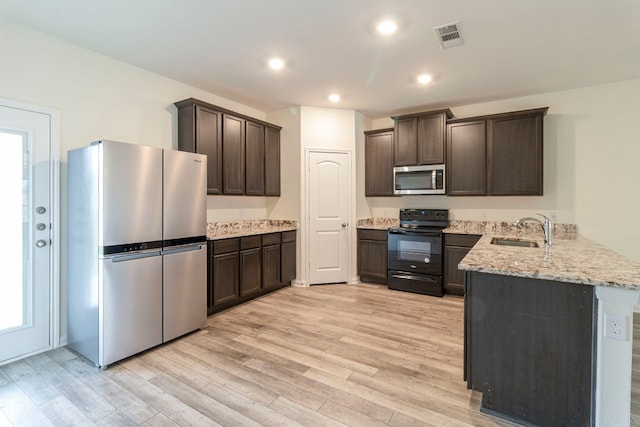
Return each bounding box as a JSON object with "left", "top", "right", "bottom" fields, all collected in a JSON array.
[
  {"left": 446, "top": 106, "right": 548, "bottom": 124},
  {"left": 391, "top": 108, "right": 453, "bottom": 121},
  {"left": 174, "top": 97, "right": 282, "bottom": 130}
]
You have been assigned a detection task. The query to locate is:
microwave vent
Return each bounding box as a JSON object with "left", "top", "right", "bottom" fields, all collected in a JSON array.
[{"left": 434, "top": 22, "right": 463, "bottom": 49}]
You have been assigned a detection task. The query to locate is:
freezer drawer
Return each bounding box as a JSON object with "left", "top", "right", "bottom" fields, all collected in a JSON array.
[
  {"left": 163, "top": 245, "right": 207, "bottom": 342},
  {"left": 101, "top": 252, "right": 163, "bottom": 367}
]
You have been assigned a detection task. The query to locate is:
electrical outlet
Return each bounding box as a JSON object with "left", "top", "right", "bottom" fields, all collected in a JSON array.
[{"left": 605, "top": 312, "right": 628, "bottom": 341}]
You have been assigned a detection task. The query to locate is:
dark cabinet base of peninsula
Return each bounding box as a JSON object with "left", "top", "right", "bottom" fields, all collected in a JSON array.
[
  {"left": 465, "top": 272, "right": 595, "bottom": 426},
  {"left": 207, "top": 231, "right": 296, "bottom": 315}
]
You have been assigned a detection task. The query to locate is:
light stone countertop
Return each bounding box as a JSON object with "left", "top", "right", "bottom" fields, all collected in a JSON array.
[
  {"left": 357, "top": 217, "right": 640, "bottom": 289},
  {"left": 459, "top": 233, "right": 640, "bottom": 289},
  {"left": 356, "top": 218, "right": 398, "bottom": 230},
  {"left": 207, "top": 219, "right": 297, "bottom": 241}
]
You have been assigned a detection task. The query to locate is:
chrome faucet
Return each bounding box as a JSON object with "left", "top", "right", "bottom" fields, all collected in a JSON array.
[{"left": 514, "top": 213, "right": 552, "bottom": 246}]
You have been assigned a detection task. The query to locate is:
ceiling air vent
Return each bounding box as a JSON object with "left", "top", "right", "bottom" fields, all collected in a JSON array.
[{"left": 434, "top": 22, "right": 463, "bottom": 49}]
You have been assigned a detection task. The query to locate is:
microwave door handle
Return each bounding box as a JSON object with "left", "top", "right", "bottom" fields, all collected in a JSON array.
[{"left": 432, "top": 169, "right": 437, "bottom": 190}]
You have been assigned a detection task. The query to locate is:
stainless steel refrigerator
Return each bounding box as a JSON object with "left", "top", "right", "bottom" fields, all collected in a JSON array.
[{"left": 68, "top": 140, "right": 207, "bottom": 368}]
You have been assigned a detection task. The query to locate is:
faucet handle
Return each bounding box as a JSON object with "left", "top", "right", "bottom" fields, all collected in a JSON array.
[
  {"left": 537, "top": 213, "right": 553, "bottom": 246},
  {"left": 537, "top": 213, "right": 551, "bottom": 223}
]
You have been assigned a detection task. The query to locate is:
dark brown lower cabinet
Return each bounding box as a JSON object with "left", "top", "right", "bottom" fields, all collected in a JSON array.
[
  {"left": 208, "top": 230, "right": 296, "bottom": 314},
  {"left": 240, "top": 236, "right": 262, "bottom": 297},
  {"left": 357, "top": 229, "right": 388, "bottom": 284},
  {"left": 443, "top": 233, "right": 481, "bottom": 295},
  {"left": 465, "top": 272, "right": 595, "bottom": 426},
  {"left": 262, "top": 233, "right": 281, "bottom": 290},
  {"left": 209, "top": 239, "right": 240, "bottom": 314},
  {"left": 281, "top": 231, "right": 296, "bottom": 285}
]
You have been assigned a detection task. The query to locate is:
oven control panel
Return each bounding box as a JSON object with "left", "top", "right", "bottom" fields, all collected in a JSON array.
[{"left": 399, "top": 208, "right": 449, "bottom": 221}]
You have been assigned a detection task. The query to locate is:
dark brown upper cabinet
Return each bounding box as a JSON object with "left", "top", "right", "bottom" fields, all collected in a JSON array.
[
  {"left": 488, "top": 111, "right": 545, "bottom": 195},
  {"left": 446, "top": 107, "right": 548, "bottom": 196},
  {"left": 175, "top": 101, "right": 223, "bottom": 194},
  {"left": 392, "top": 109, "right": 453, "bottom": 167},
  {"left": 364, "top": 128, "right": 394, "bottom": 197},
  {"left": 174, "top": 98, "right": 282, "bottom": 196},
  {"left": 447, "top": 121, "right": 487, "bottom": 196},
  {"left": 265, "top": 127, "right": 281, "bottom": 196},
  {"left": 223, "top": 114, "right": 246, "bottom": 195},
  {"left": 245, "top": 121, "right": 265, "bottom": 195}
]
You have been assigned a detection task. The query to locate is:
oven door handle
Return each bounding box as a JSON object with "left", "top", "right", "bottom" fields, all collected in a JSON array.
[
  {"left": 388, "top": 229, "right": 442, "bottom": 238},
  {"left": 390, "top": 273, "right": 438, "bottom": 283}
]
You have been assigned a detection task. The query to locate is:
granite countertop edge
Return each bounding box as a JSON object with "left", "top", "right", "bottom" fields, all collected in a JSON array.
[
  {"left": 357, "top": 217, "right": 640, "bottom": 289},
  {"left": 459, "top": 233, "right": 640, "bottom": 290},
  {"left": 207, "top": 220, "right": 298, "bottom": 241}
]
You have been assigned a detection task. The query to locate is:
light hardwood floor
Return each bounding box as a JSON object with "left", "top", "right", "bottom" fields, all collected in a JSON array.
[{"left": 0, "top": 283, "right": 634, "bottom": 426}]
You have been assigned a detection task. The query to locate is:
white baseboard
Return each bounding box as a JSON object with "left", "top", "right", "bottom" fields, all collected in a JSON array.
[{"left": 291, "top": 279, "right": 308, "bottom": 287}]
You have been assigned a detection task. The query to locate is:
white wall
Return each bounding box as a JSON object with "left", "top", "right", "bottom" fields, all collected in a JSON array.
[
  {"left": 366, "top": 79, "right": 640, "bottom": 263},
  {"left": 0, "top": 20, "right": 299, "bottom": 343},
  {"left": 298, "top": 106, "right": 358, "bottom": 285},
  {"left": 266, "top": 107, "right": 302, "bottom": 221},
  {"left": 266, "top": 106, "right": 303, "bottom": 279}
]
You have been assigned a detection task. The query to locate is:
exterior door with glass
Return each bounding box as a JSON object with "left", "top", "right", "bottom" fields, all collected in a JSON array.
[{"left": 0, "top": 101, "right": 54, "bottom": 365}]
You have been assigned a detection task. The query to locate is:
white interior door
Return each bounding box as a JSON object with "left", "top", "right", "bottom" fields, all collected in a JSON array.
[
  {"left": 308, "top": 150, "right": 350, "bottom": 285},
  {"left": 0, "top": 102, "right": 54, "bottom": 365}
]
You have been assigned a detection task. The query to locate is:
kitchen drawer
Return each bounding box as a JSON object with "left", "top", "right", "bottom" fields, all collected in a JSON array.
[
  {"left": 214, "top": 238, "right": 239, "bottom": 254},
  {"left": 282, "top": 230, "right": 296, "bottom": 243},
  {"left": 445, "top": 233, "right": 481, "bottom": 248},
  {"left": 357, "top": 228, "right": 388, "bottom": 241},
  {"left": 262, "top": 233, "right": 281, "bottom": 246},
  {"left": 241, "top": 235, "right": 261, "bottom": 250}
]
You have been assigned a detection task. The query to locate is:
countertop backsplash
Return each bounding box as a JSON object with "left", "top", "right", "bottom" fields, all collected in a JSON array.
[
  {"left": 356, "top": 218, "right": 399, "bottom": 229},
  {"left": 445, "top": 220, "right": 577, "bottom": 239},
  {"left": 356, "top": 217, "right": 577, "bottom": 239},
  {"left": 207, "top": 219, "right": 298, "bottom": 240}
]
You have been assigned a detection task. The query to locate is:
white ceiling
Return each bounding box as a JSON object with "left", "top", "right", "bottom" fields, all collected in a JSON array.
[{"left": 1, "top": 0, "right": 639, "bottom": 118}]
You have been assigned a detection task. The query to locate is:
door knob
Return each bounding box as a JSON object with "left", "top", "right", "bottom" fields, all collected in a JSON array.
[
  {"left": 35, "top": 239, "right": 47, "bottom": 248},
  {"left": 342, "top": 223, "right": 348, "bottom": 228},
  {"left": 35, "top": 206, "right": 46, "bottom": 214}
]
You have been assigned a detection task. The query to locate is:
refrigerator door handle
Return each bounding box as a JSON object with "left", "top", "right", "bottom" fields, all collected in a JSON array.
[
  {"left": 110, "top": 251, "right": 161, "bottom": 263},
  {"left": 162, "top": 245, "right": 204, "bottom": 255}
]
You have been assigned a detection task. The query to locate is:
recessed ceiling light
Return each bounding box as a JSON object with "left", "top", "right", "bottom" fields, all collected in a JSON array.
[
  {"left": 376, "top": 19, "right": 398, "bottom": 36},
  {"left": 268, "top": 57, "right": 285, "bottom": 70},
  {"left": 328, "top": 94, "right": 341, "bottom": 103},
  {"left": 417, "top": 74, "right": 432, "bottom": 85}
]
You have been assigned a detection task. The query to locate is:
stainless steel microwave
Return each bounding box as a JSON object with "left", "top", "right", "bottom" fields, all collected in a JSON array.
[{"left": 393, "top": 164, "right": 445, "bottom": 195}]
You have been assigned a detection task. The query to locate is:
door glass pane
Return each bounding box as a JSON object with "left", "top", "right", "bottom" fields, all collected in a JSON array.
[{"left": 0, "top": 130, "right": 28, "bottom": 332}]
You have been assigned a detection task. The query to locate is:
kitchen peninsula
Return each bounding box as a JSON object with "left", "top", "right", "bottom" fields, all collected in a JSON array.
[{"left": 456, "top": 224, "right": 640, "bottom": 427}]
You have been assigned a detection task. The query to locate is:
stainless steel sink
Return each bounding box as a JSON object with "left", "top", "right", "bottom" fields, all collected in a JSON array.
[{"left": 490, "top": 237, "right": 539, "bottom": 248}]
